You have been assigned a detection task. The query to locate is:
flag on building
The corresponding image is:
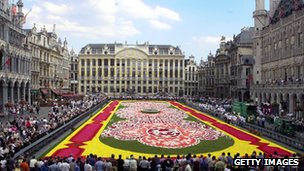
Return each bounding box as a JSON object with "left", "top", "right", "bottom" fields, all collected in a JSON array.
[
  {"left": 22, "top": 9, "right": 32, "bottom": 25},
  {"left": 5, "top": 57, "right": 11, "bottom": 68},
  {"left": 1, "top": 56, "right": 11, "bottom": 70}
]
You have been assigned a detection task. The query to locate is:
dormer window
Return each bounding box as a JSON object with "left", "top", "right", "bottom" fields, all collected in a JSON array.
[
  {"left": 104, "top": 51, "right": 108, "bottom": 55},
  {"left": 87, "top": 51, "right": 90, "bottom": 55},
  {"left": 154, "top": 51, "right": 157, "bottom": 55},
  {"left": 169, "top": 47, "right": 174, "bottom": 55}
]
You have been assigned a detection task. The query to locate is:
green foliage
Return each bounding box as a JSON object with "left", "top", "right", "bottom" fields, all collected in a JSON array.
[{"left": 100, "top": 136, "right": 234, "bottom": 155}]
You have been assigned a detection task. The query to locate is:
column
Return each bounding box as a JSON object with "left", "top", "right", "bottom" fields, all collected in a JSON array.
[{"left": 271, "top": 93, "right": 275, "bottom": 104}]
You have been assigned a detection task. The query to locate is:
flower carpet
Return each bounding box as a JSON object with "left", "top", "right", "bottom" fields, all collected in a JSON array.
[{"left": 45, "top": 100, "right": 294, "bottom": 159}]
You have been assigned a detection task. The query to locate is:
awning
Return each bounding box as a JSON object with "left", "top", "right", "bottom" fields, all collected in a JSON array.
[
  {"left": 40, "top": 89, "right": 49, "bottom": 95},
  {"left": 51, "top": 89, "right": 62, "bottom": 95}
]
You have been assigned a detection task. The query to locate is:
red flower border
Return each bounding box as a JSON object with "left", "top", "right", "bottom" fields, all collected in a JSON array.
[{"left": 170, "top": 101, "right": 292, "bottom": 156}]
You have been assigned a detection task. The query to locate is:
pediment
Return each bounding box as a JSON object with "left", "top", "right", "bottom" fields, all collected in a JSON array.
[{"left": 116, "top": 48, "right": 148, "bottom": 58}]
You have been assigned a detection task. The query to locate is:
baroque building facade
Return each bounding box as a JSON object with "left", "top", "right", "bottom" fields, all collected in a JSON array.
[
  {"left": 78, "top": 42, "right": 185, "bottom": 96},
  {"left": 251, "top": 0, "right": 304, "bottom": 119},
  {"left": 25, "top": 24, "right": 70, "bottom": 101},
  {"left": 197, "top": 53, "right": 215, "bottom": 97},
  {"left": 184, "top": 55, "right": 198, "bottom": 96},
  {"left": 228, "top": 27, "right": 254, "bottom": 102},
  {"left": 70, "top": 49, "right": 78, "bottom": 93},
  {"left": 0, "top": 0, "right": 31, "bottom": 113},
  {"left": 214, "top": 37, "right": 231, "bottom": 98}
]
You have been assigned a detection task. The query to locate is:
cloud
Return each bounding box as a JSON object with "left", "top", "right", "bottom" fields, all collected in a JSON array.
[
  {"left": 42, "top": 2, "right": 71, "bottom": 15},
  {"left": 25, "top": 0, "right": 179, "bottom": 40},
  {"left": 148, "top": 20, "right": 171, "bottom": 30},
  {"left": 87, "top": 0, "right": 181, "bottom": 30},
  {"left": 155, "top": 6, "right": 181, "bottom": 21},
  {"left": 185, "top": 36, "right": 233, "bottom": 60}
]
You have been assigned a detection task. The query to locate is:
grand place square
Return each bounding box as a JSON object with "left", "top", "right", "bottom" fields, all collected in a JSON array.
[{"left": 0, "top": 0, "right": 304, "bottom": 170}]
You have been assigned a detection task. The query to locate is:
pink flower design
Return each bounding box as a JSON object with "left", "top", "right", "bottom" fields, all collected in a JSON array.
[{"left": 102, "top": 102, "right": 223, "bottom": 148}]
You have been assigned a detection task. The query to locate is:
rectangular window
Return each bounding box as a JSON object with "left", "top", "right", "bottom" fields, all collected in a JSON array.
[{"left": 110, "top": 59, "right": 114, "bottom": 66}]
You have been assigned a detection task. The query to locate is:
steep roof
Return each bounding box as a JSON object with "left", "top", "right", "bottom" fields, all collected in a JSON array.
[{"left": 270, "top": 0, "right": 304, "bottom": 24}]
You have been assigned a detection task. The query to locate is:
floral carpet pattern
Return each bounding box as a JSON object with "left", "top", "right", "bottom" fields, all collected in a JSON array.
[
  {"left": 101, "top": 102, "right": 224, "bottom": 148},
  {"left": 46, "top": 100, "right": 294, "bottom": 158}
]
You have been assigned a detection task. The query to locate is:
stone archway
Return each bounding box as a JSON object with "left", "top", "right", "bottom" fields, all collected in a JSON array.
[
  {"left": 258, "top": 93, "right": 262, "bottom": 106},
  {"left": 290, "top": 93, "right": 297, "bottom": 115},
  {"left": 0, "top": 79, "right": 8, "bottom": 113},
  {"left": 278, "top": 93, "right": 283, "bottom": 105},
  {"left": 273, "top": 93, "right": 277, "bottom": 104},
  {"left": 25, "top": 82, "right": 31, "bottom": 104},
  {"left": 14, "top": 81, "right": 20, "bottom": 103},
  {"left": 268, "top": 93, "right": 272, "bottom": 103},
  {"left": 7, "top": 80, "right": 14, "bottom": 103},
  {"left": 20, "top": 82, "right": 25, "bottom": 101},
  {"left": 284, "top": 93, "right": 290, "bottom": 114},
  {"left": 238, "top": 91, "right": 242, "bottom": 102}
]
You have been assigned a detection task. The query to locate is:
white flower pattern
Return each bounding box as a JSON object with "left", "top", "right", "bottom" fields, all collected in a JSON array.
[{"left": 101, "top": 102, "right": 224, "bottom": 148}]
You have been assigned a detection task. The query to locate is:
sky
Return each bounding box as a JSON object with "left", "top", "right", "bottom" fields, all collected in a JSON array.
[{"left": 21, "top": 0, "right": 270, "bottom": 62}]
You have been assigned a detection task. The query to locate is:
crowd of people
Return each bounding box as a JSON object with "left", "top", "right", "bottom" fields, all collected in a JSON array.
[
  {"left": 6, "top": 151, "right": 304, "bottom": 171},
  {"left": 189, "top": 97, "right": 304, "bottom": 133},
  {"left": 193, "top": 98, "right": 246, "bottom": 126},
  {"left": 0, "top": 94, "right": 108, "bottom": 162}
]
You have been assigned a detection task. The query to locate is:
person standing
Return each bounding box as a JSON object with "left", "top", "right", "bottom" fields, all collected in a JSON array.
[
  {"left": 105, "top": 160, "right": 113, "bottom": 171},
  {"left": 70, "top": 159, "right": 76, "bottom": 171},
  {"left": 139, "top": 157, "right": 150, "bottom": 171},
  {"left": 61, "top": 160, "right": 70, "bottom": 171},
  {"left": 163, "top": 156, "right": 173, "bottom": 171},
  {"left": 117, "top": 155, "right": 125, "bottom": 171},
  {"left": 29, "top": 156, "right": 37, "bottom": 171},
  {"left": 20, "top": 159, "right": 30, "bottom": 171},
  {"left": 110, "top": 154, "right": 118, "bottom": 171},
  {"left": 95, "top": 157, "right": 104, "bottom": 171},
  {"left": 129, "top": 156, "right": 137, "bottom": 171},
  {"left": 84, "top": 160, "right": 93, "bottom": 171}
]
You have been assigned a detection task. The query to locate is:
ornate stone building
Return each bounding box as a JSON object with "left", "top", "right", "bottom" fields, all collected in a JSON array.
[
  {"left": 214, "top": 37, "right": 231, "bottom": 98},
  {"left": 0, "top": 0, "right": 31, "bottom": 113},
  {"left": 25, "top": 24, "right": 70, "bottom": 100},
  {"left": 78, "top": 42, "right": 185, "bottom": 96},
  {"left": 70, "top": 49, "right": 78, "bottom": 93},
  {"left": 251, "top": 0, "right": 304, "bottom": 119},
  {"left": 197, "top": 53, "right": 215, "bottom": 97},
  {"left": 228, "top": 27, "right": 254, "bottom": 102},
  {"left": 184, "top": 55, "right": 198, "bottom": 96}
]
